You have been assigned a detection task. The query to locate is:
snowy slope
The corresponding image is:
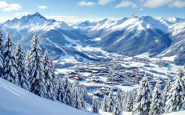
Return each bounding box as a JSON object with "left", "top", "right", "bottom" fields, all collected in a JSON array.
[
  {"left": 164, "top": 111, "right": 185, "bottom": 115},
  {"left": 0, "top": 78, "right": 92, "bottom": 115}
]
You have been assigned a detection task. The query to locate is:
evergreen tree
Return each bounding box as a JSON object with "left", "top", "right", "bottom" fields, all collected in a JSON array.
[
  {"left": 133, "top": 76, "right": 152, "bottom": 115},
  {"left": 15, "top": 42, "right": 30, "bottom": 90},
  {"left": 163, "top": 79, "right": 171, "bottom": 107},
  {"left": 101, "top": 95, "right": 108, "bottom": 112},
  {"left": 113, "top": 96, "right": 122, "bottom": 115},
  {"left": 25, "top": 50, "right": 31, "bottom": 67},
  {"left": 165, "top": 71, "right": 185, "bottom": 113},
  {"left": 122, "top": 91, "right": 128, "bottom": 111},
  {"left": 62, "top": 77, "right": 72, "bottom": 105},
  {"left": 3, "top": 34, "right": 19, "bottom": 85},
  {"left": 125, "top": 92, "right": 133, "bottom": 112},
  {"left": 116, "top": 89, "right": 123, "bottom": 110},
  {"left": 29, "top": 33, "right": 46, "bottom": 97},
  {"left": 79, "top": 87, "right": 86, "bottom": 108},
  {"left": 0, "top": 27, "right": 4, "bottom": 78},
  {"left": 43, "top": 50, "right": 54, "bottom": 100},
  {"left": 71, "top": 82, "right": 82, "bottom": 109},
  {"left": 149, "top": 82, "right": 163, "bottom": 115},
  {"left": 57, "top": 78, "right": 65, "bottom": 102},
  {"left": 53, "top": 76, "right": 59, "bottom": 101},
  {"left": 92, "top": 98, "right": 99, "bottom": 113},
  {"left": 107, "top": 88, "right": 115, "bottom": 112}
]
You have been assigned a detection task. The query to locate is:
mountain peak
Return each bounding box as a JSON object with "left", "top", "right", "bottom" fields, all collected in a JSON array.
[{"left": 33, "top": 12, "right": 41, "bottom": 16}]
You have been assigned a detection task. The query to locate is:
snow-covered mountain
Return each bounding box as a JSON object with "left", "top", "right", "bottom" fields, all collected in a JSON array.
[
  {"left": 4, "top": 12, "right": 72, "bottom": 31},
  {"left": 1, "top": 12, "right": 110, "bottom": 63},
  {"left": 73, "top": 16, "right": 185, "bottom": 64},
  {"left": 2, "top": 12, "right": 185, "bottom": 64},
  {"left": 73, "top": 16, "right": 172, "bottom": 56}
]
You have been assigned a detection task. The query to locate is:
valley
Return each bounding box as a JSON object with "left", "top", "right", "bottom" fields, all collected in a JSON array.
[{"left": 55, "top": 53, "right": 180, "bottom": 99}]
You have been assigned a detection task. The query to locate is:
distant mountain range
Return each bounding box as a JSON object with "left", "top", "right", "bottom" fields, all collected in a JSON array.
[{"left": 1, "top": 12, "right": 185, "bottom": 65}]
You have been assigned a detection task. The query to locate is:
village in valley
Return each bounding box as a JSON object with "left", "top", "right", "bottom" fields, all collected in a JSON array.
[{"left": 55, "top": 54, "right": 179, "bottom": 98}]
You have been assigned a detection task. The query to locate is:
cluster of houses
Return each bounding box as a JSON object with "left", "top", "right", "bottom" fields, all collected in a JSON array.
[{"left": 60, "top": 56, "right": 174, "bottom": 98}]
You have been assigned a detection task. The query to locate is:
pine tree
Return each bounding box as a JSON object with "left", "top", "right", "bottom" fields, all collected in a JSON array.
[
  {"left": 25, "top": 50, "right": 31, "bottom": 67},
  {"left": 113, "top": 96, "right": 122, "bottom": 115},
  {"left": 92, "top": 98, "right": 99, "bottom": 113},
  {"left": 72, "top": 84, "right": 82, "bottom": 109},
  {"left": 125, "top": 92, "right": 133, "bottom": 112},
  {"left": 29, "top": 33, "right": 46, "bottom": 97},
  {"left": 15, "top": 42, "right": 30, "bottom": 90},
  {"left": 107, "top": 88, "right": 115, "bottom": 112},
  {"left": 3, "top": 34, "right": 19, "bottom": 85},
  {"left": 116, "top": 89, "right": 123, "bottom": 110},
  {"left": 78, "top": 86, "right": 86, "bottom": 108},
  {"left": 57, "top": 78, "right": 65, "bottom": 102},
  {"left": 101, "top": 95, "right": 108, "bottom": 112},
  {"left": 62, "top": 77, "right": 72, "bottom": 105},
  {"left": 0, "top": 27, "right": 4, "bottom": 78},
  {"left": 43, "top": 50, "right": 54, "bottom": 100},
  {"left": 122, "top": 91, "right": 128, "bottom": 111},
  {"left": 149, "top": 82, "right": 163, "bottom": 115},
  {"left": 133, "top": 76, "right": 152, "bottom": 115},
  {"left": 53, "top": 76, "right": 59, "bottom": 101},
  {"left": 163, "top": 79, "right": 171, "bottom": 107},
  {"left": 165, "top": 71, "right": 185, "bottom": 113}
]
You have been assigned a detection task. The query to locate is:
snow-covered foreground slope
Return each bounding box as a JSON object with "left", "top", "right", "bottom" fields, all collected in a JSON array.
[
  {"left": 0, "top": 78, "right": 91, "bottom": 115},
  {"left": 164, "top": 111, "right": 185, "bottom": 115}
]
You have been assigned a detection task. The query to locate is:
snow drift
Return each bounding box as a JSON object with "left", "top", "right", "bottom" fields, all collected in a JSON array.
[{"left": 0, "top": 78, "right": 91, "bottom": 115}]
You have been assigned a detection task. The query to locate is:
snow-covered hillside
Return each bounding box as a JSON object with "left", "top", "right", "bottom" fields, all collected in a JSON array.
[{"left": 0, "top": 78, "right": 92, "bottom": 115}]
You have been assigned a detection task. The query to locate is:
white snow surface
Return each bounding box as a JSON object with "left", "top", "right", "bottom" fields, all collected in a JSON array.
[
  {"left": 163, "top": 111, "right": 185, "bottom": 115},
  {"left": 0, "top": 78, "right": 92, "bottom": 115}
]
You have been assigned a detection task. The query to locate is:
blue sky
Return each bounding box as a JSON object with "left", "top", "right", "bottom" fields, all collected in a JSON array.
[{"left": 0, "top": 0, "right": 185, "bottom": 24}]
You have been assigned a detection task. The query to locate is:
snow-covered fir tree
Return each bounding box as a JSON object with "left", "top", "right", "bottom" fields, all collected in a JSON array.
[
  {"left": 122, "top": 91, "right": 128, "bottom": 111},
  {"left": 71, "top": 82, "right": 82, "bottom": 109},
  {"left": 101, "top": 95, "right": 108, "bottom": 112},
  {"left": 125, "top": 92, "right": 133, "bottom": 112},
  {"left": 15, "top": 42, "right": 30, "bottom": 90},
  {"left": 92, "top": 98, "right": 99, "bottom": 113},
  {"left": 165, "top": 70, "right": 185, "bottom": 113},
  {"left": 25, "top": 50, "right": 31, "bottom": 67},
  {"left": 116, "top": 89, "right": 123, "bottom": 110},
  {"left": 57, "top": 78, "right": 65, "bottom": 102},
  {"left": 163, "top": 79, "right": 171, "bottom": 106},
  {"left": 149, "top": 82, "right": 163, "bottom": 115},
  {"left": 113, "top": 96, "right": 122, "bottom": 115},
  {"left": 43, "top": 50, "right": 54, "bottom": 100},
  {"left": 133, "top": 75, "right": 152, "bottom": 115},
  {"left": 79, "top": 86, "right": 86, "bottom": 108},
  {"left": 62, "top": 77, "right": 72, "bottom": 105},
  {"left": 0, "top": 27, "right": 4, "bottom": 78},
  {"left": 29, "top": 33, "right": 46, "bottom": 97},
  {"left": 53, "top": 75, "right": 59, "bottom": 101},
  {"left": 107, "top": 88, "right": 115, "bottom": 112},
  {"left": 3, "top": 34, "right": 19, "bottom": 85}
]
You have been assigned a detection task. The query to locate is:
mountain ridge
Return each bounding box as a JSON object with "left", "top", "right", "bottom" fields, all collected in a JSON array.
[{"left": 1, "top": 12, "right": 185, "bottom": 65}]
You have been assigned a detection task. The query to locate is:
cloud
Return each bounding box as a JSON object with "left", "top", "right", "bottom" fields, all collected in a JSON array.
[
  {"left": 78, "top": 1, "right": 95, "bottom": 6},
  {"left": 98, "top": 0, "right": 115, "bottom": 5},
  {"left": 0, "top": 1, "right": 22, "bottom": 11},
  {"left": 138, "top": 8, "right": 143, "bottom": 11},
  {"left": 13, "top": 12, "right": 29, "bottom": 18},
  {"left": 38, "top": 6, "right": 47, "bottom": 9},
  {"left": 116, "top": 1, "right": 137, "bottom": 8},
  {"left": 142, "top": 0, "right": 185, "bottom": 8},
  {"left": 168, "top": 1, "right": 185, "bottom": 8}
]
